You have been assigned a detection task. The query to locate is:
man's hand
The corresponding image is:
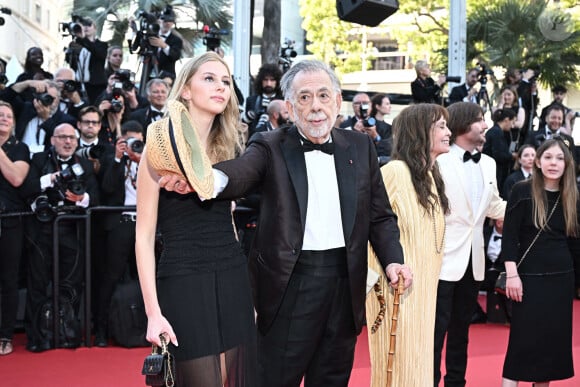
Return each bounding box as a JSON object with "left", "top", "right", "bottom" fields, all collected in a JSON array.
[
  {"left": 115, "top": 139, "right": 127, "bottom": 160},
  {"left": 158, "top": 174, "right": 194, "bottom": 195},
  {"left": 385, "top": 263, "right": 413, "bottom": 290},
  {"left": 33, "top": 99, "right": 52, "bottom": 121},
  {"left": 148, "top": 36, "right": 166, "bottom": 49}
]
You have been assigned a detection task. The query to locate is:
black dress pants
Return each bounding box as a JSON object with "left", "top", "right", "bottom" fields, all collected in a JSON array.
[
  {"left": 0, "top": 218, "right": 24, "bottom": 339},
  {"left": 434, "top": 259, "right": 481, "bottom": 387},
  {"left": 257, "top": 248, "right": 357, "bottom": 387}
]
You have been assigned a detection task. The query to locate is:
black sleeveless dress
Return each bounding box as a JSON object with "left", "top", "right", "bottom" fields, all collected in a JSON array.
[{"left": 155, "top": 190, "right": 256, "bottom": 385}]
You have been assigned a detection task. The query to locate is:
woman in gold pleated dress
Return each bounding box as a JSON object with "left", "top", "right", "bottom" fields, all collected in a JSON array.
[{"left": 366, "top": 103, "right": 451, "bottom": 386}]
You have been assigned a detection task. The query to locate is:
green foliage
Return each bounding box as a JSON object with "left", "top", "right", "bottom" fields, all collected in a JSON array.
[
  {"left": 299, "top": 0, "right": 373, "bottom": 76},
  {"left": 467, "top": 0, "right": 580, "bottom": 88}
]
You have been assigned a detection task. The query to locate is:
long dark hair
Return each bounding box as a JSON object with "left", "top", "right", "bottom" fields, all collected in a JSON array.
[
  {"left": 391, "top": 103, "right": 450, "bottom": 214},
  {"left": 531, "top": 139, "right": 578, "bottom": 236}
]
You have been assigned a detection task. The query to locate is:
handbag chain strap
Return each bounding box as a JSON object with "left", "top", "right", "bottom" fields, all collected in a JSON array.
[
  {"left": 516, "top": 193, "right": 560, "bottom": 268},
  {"left": 150, "top": 335, "right": 175, "bottom": 387}
]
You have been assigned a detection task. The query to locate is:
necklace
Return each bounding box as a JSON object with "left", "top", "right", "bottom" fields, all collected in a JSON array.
[{"left": 430, "top": 205, "right": 446, "bottom": 254}]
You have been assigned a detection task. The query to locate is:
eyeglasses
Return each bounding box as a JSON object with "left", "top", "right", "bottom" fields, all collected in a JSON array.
[
  {"left": 79, "top": 120, "right": 100, "bottom": 126},
  {"left": 53, "top": 135, "right": 77, "bottom": 141}
]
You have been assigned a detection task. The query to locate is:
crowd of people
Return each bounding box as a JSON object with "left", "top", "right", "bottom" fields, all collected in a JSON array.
[{"left": 0, "top": 15, "right": 578, "bottom": 387}]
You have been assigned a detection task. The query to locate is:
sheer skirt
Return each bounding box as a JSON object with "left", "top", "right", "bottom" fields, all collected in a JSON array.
[{"left": 175, "top": 343, "right": 256, "bottom": 387}]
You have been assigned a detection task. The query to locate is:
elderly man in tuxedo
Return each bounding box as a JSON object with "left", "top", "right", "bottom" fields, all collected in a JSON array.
[
  {"left": 434, "top": 102, "right": 506, "bottom": 387},
  {"left": 161, "top": 59, "right": 412, "bottom": 387}
]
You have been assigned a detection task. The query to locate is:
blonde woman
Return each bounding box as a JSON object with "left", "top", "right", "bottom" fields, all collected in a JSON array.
[{"left": 136, "top": 52, "right": 256, "bottom": 386}]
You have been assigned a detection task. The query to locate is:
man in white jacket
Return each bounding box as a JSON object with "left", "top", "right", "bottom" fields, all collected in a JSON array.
[{"left": 434, "top": 102, "right": 506, "bottom": 387}]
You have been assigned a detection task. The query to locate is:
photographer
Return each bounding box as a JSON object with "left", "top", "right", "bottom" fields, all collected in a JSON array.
[
  {"left": 97, "top": 89, "right": 132, "bottom": 145},
  {"left": 148, "top": 7, "right": 183, "bottom": 78},
  {"left": 67, "top": 17, "right": 108, "bottom": 105},
  {"left": 340, "top": 92, "right": 392, "bottom": 160},
  {"left": 96, "top": 71, "right": 145, "bottom": 112},
  {"left": 104, "top": 46, "right": 123, "bottom": 80},
  {"left": 76, "top": 105, "right": 114, "bottom": 177},
  {"left": 93, "top": 121, "right": 143, "bottom": 347},
  {"left": 54, "top": 67, "right": 88, "bottom": 119},
  {"left": 410, "top": 60, "right": 446, "bottom": 104},
  {"left": 0, "top": 101, "right": 30, "bottom": 356},
  {"left": 448, "top": 68, "right": 479, "bottom": 105},
  {"left": 0, "top": 79, "right": 76, "bottom": 154},
  {"left": 19, "top": 123, "right": 99, "bottom": 352},
  {"left": 244, "top": 63, "right": 283, "bottom": 138},
  {"left": 517, "top": 68, "right": 540, "bottom": 137},
  {"left": 539, "top": 85, "right": 576, "bottom": 135},
  {"left": 525, "top": 104, "right": 576, "bottom": 159}
]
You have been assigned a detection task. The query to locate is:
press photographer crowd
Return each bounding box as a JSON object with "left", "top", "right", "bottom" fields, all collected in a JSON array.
[{"left": 0, "top": 4, "right": 579, "bottom": 387}]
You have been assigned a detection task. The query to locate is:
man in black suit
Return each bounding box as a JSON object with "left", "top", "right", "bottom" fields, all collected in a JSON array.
[
  {"left": 93, "top": 122, "right": 143, "bottom": 346},
  {"left": 525, "top": 104, "right": 575, "bottom": 157},
  {"left": 69, "top": 17, "right": 108, "bottom": 104},
  {"left": 163, "top": 60, "right": 413, "bottom": 386},
  {"left": 148, "top": 7, "right": 183, "bottom": 78},
  {"left": 340, "top": 92, "right": 392, "bottom": 160},
  {"left": 128, "top": 78, "right": 169, "bottom": 141},
  {"left": 20, "top": 123, "right": 99, "bottom": 352},
  {"left": 0, "top": 79, "right": 77, "bottom": 154},
  {"left": 448, "top": 68, "right": 479, "bottom": 105}
]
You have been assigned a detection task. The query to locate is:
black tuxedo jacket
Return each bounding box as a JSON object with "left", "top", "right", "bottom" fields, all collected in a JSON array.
[
  {"left": 411, "top": 77, "right": 441, "bottom": 104},
  {"left": 215, "top": 126, "right": 404, "bottom": 334},
  {"left": 502, "top": 169, "right": 526, "bottom": 200},
  {"left": 482, "top": 125, "right": 513, "bottom": 189},
  {"left": 448, "top": 83, "right": 480, "bottom": 105},
  {"left": 20, "top": 149, "right": 100, "bottom": 207},
  {"left": 75, "top": 37, "right": 108, "bottom": 85},
  {"left": 156, "top": 33, "right": 183, "bottom": 76}
]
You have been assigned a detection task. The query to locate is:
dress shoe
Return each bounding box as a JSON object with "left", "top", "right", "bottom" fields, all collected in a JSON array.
[
  {"left": 0, "top": 339, "right": 13, "bottom": 355},
  {"left": 26, "top": 339, "right": 52, "bottom": 353},
  {"left": 94, "top": 332, "right": 108, "bottom": 347}
]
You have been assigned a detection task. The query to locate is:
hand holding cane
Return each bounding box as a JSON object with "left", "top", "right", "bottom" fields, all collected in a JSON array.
[{"left": 386, "top": 273, "right": 405, "bottom": 387}]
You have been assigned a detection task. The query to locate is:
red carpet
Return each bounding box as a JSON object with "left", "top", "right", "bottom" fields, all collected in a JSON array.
[{"left": 1, "top": 299, "right": 579, "bottom": 386}]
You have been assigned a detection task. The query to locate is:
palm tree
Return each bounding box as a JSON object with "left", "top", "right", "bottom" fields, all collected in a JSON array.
[
  {"left": 261, "top": 0, "right": 281, "bottom": 66},
  {"left": 467, "top": 0, "right": 580, "bottom": 88}
]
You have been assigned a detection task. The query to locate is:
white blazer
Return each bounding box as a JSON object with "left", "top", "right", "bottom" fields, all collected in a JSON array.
[{"left": 437, "top": 146, "right": 506, "bottom": 281}]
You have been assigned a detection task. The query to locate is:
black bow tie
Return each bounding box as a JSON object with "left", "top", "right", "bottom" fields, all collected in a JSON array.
[
  {"left": 463, "top": 151, "right": 481, "bottom": 163},
  {"left": 82, "top": 143, "right": 94, "bottom": 148},
  {"left": 493, "top": 235, "right": 502, "bottom": 241},
  {"left": 301, "top": 138, "right": 334, "bottom": 155},
  {"left": 150, "top": 110, "right": 163, "bottom": 119}
]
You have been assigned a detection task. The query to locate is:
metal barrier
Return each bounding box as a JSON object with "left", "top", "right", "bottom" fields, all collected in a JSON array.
[{"left": 0, "top": 205, "right": 137, "bottom": 349}]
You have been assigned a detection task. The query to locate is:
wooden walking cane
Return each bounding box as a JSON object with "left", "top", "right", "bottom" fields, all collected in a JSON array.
[{"left": 386, "top": 273, "right": 405, "bottom": 387}]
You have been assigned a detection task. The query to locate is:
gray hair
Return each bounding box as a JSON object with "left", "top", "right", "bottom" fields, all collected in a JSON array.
[
  {"left": 146, "top": 78, "right": 169, "bottom": 95},
  {"left": 280, "top": 60, "right": 341, "bottom": 102}
]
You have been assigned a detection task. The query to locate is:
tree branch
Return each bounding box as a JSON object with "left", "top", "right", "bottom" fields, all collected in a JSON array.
[{"left": 413, "top": 12, "right": 449, "bottom": 35}]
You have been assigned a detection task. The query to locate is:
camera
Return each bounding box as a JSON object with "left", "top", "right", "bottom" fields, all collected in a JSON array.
[
  {"left": 60, "top": 15, "right": 87, "bottom": 36},
  {"left": 114, "top": 69, "right": 135, "bottom": 91},
  {"left": 129, "top": 11, "right": 160, "bottom": 56},
  {"left": 202, "top": 25, "right": 229, "bottom": 51},
  {"left": 476, "top": 62, "right": 494, "bottom": 86},
  {"left": 76, "top": 143, "right": 106, "bottom": 160},
  {"left": 279, "top": 38, "right": 297, "bottom": 73},
  {"left": 32, "top": 91, "right": 55, "bottom": 107},
  {"left": 31, "top": 195, "right": 56, "bottom": 223},
  {"left": 126, "top": 138, "right": 144, "bottom": 154},
  {"left": 360, "top": 103, "right": 376, "bottom": 128},
  {"left": 0, "top": 73, "right": 8, "bottom": 86},
  {"left": 574, "top": 111, "right": 580, "bottom": 118},
  {"left": 445, "top": 75, "right": 462, "bottom": 83},
  {"left": 110, "top": 96, "right": 124, "bottom": 113},
  {"left": 63, "top": 80, "right": 80, "bottom": 93},
  {"left": 55, "top": 163, "right": 86, "bottom": 197}
]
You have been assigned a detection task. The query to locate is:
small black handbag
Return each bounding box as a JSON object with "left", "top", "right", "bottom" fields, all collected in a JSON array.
[
  {"left": 495, "top": 194, "right": 560, "bottom": 295},
  {"left": 141, "top": 335, "right": 176, "bottom": 387}
]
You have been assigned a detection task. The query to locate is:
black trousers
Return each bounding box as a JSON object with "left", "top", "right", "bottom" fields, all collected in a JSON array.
[
  {"left": 258, "top": 248, "right": 357, "bottom": 387},
  {"left": 434, "top": 259, "right": 481, "bottom": 387},
  {"left": 95, "top": 218, "right": 136, "bottom": 331},
  {"left": 0, "top": 218, "right": 24, "bottom": 339},
  {"left": 25, "top": 220, "right": 84, "bottom": 343}
]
